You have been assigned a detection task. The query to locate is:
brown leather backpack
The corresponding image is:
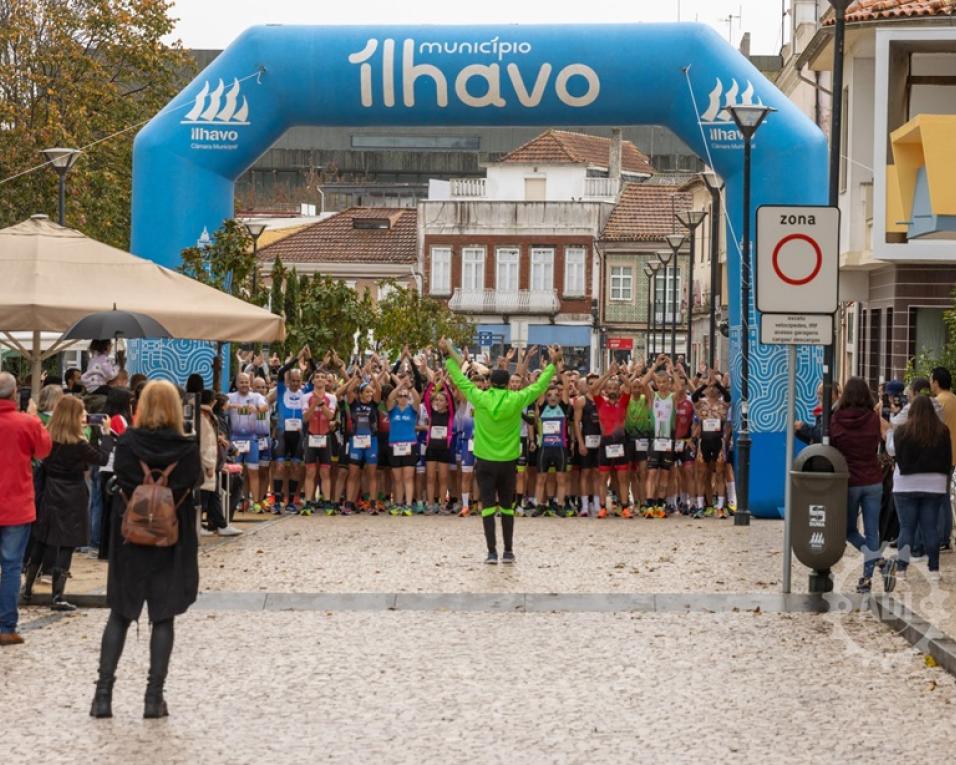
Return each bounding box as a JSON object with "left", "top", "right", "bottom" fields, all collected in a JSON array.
[{"left": 121, "top": 460, "right": 182, "bottom": 547}]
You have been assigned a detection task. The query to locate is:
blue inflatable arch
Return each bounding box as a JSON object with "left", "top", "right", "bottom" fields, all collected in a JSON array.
[{"left": 131, "top": 23, "right": 827, "bottom": 517}]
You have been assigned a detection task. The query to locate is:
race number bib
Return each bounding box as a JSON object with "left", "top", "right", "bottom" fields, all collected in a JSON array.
[
  {"left": 635, "top": 439, "right": 649, "bottom": 452},
  {"left": 467, "top": 439, "right": 474, "bottom": 453},
  {"left": 234, "top": 440, "right": 251, "bottom": 454},
  {"left": 353, "top": 435, "right": 372, "bottom": 449},
  {"left": 543, "top": 420, "right": 562, "bottom": 435},
  {"left": 284, "top": 418, "right": 302, "bottom": 432},
  {"left": 605, "top": 443, "right": 625, "bottom": 459},
  {"left": 258, "top": 438, "right": 271, "bottom": 451},
  {"left": 392, "top": 442, "right": 413, "bottom": 457},
  {"left": 703, "top": 418, "right": 721, "bottom": 433},
  {"left": 430, "top": 426, "right": 448, "bottom": 440},
  {"left": 585, "top": 435, "right": 601, "bottom": 449},
  {"left": 309, "top": 434, "right": 327, "bottom": 449},
  {"left": 653, "top": 439, "right": 672, "bottom": 453}
]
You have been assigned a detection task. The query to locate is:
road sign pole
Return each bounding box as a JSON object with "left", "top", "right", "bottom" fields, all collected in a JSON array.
[{"left": 783, "top": 344, "right": 796, "bottom": 594}]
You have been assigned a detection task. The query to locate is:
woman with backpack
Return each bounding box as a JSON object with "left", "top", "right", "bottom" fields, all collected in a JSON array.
[
  {"left": 20, "top": 395, "right": 110, "bottom": 610},
  {"left": 90, "top": 380, "right": 201, "bottom": 720}
]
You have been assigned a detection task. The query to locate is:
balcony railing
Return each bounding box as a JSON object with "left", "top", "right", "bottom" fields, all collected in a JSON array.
[
  {"left": 449, "top": 288, "right": 560, "bottom": 315},
  {"left": 584, "top": 177, "right": 620, "bottom": 199},
  {"left": 450, "top": 178, "right": 487, "bottom": 198}
]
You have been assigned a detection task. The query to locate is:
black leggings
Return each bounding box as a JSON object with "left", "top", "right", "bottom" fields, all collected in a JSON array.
[
  {"left": 475, "top": 458, "right": 518, "bottom": 511},
  {"left": 26, "top": 540, "right": 74, "bottom": 574},
  {"left": 201, "top": 490, "right": 228, "bottom": 530},
  {"left": 98, "top": 611, "right": 175, "bottom": 683}
]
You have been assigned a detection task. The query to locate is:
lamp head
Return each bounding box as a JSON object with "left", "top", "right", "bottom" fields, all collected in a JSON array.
[
  {"left": 648, "top": 260, "right": 661, "bottom": 273},
  {"left": 676, "top": 210, "right": 707, "bottom": 231},
  {"left": 728, "top": 105, "right": 775, "bottom": 139},
  {"left": 655, "top": 248, "right": 673, "bottom": 266},
  {"left": 665, "top": 234, "right": 686, "bottom": 253},
  {"left": 244, "top": 222, "right": 268, "bottom": 244},
  {"left": 40, "top": 147, "right": 82, "bottom": 173}
]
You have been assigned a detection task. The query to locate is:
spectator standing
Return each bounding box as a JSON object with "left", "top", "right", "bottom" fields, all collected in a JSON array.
[
  {"left": 0, "top": 372, "right": 52, "bottom": 646},
  {"left": 830, "top": 377, "right": 888, "bottom": 593},
  {"left": 21, "top": 396, "right": 110, "bottom": 610},
  {"left": 886, "top": 394, "right": 952, "bottom": 584},
  {"left": 930, "top": 367, "right": 956, "bottom": 552},
  {"left": 91, "top": 380, "right": 201, "bottom": 718},
  {"left": 80, "top": 339, "right": 119, "bottom": 394},
  {"left": 97, "top": 387, "right": 134, "bottom": 560}
]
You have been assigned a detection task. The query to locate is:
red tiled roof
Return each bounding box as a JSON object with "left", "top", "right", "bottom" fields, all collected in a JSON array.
[
  {"left": 823, "top": 0, "right": 955, "bottom": 24},
  {"left": 256, "top": 207, "right": 417, "bottom": 265},
  {"left": 600, "top": 183, "right": 693, "bottom": 242},
  {"left": 497, "top": 130, "right": 654, "bottom": 176}
]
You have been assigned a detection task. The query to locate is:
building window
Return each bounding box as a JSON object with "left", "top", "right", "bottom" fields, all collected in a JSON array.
[
  {"left": 496, "top": 247, "right": 520, "bottom": 292},
  {"left": 462, "top": 247, "right": 485, "bottom": 291},
  {"left": 525, "top": 177, "right": 547, "bottom": 201},
  {"left": 430, "top": 246, "right": 451, "bottom": 295},
  {"left": 564, "top": 247, "right": 586, "bottom": 297},
  {"left": 609, "top": 265, "right": 633, "bottom": 302},
  {"left": 655, "top": 268, "right": 682, "bottom": 322},
  {"left": 530, "top": 247, "right": 554, "bottom": 291}
]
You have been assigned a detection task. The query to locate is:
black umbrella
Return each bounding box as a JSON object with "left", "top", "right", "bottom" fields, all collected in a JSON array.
[{"left": 62, "top": 304, "right": 172, "bottom": 340}]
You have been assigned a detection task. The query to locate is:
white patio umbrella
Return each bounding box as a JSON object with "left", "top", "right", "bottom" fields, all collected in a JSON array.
[{"left": 0, "top": 215, "right": 286, "bottom": 398}]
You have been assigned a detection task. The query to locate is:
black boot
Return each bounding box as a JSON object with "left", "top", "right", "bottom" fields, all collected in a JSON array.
[
  {"left": 90, "top": 611, "right": 131, "bottom": 719},
  {"left": 50, "top": 569, "right": 76, "bottom": 611},
  {"left": 20, "top": 561, "right": 40, "bottom": 604},
  {"left": 144, "top": 619, "right": 174, "bottom": 718}
]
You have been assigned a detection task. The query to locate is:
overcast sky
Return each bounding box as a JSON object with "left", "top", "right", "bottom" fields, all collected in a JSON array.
[{"left": 169, "top": 0, "right": 791, "bottom": 56}]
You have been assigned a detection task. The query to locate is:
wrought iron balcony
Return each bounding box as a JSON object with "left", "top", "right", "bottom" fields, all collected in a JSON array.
[{"left": 449, "top": 288, "right": 560, "bottom": 315}]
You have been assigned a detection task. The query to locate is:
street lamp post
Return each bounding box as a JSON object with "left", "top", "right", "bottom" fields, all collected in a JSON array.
[
  {"left": 244, "top": 222, "right": 268, "bottom": 296},
  {"left": 676, "top": 210, "right": 708, "bottom": 366},
  {"left": 701, "top": 171, "right": 724, "bottom": 369},
  {"left": 728, "top": 103, "right": 775, "bottom": 528},
  {"left": 655, "top": 248, "right": 674, "bottom": 357},
  {"left": 822, "top": 0, "right": 852, "bottom": 443},
  {"left": 665, "top": 234, "right": 686, "bottom": 360},
  {"left": 40, "top": 148, "right": 82, "bottom": 226},
  {"left": 645, "top": 261, "right": 661, "bottom": 358}
]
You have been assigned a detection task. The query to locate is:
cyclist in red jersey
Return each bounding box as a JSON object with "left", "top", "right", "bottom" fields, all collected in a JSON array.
[
  {"left": 671, "top": 370, "right": 699, "bottom": 515},
  {"left": 589, "top": 362, "right": 633, "bottom": 518}
]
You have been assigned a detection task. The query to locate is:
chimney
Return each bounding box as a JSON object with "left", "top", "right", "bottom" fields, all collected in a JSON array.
[{"left": 609, "top": 128, "right": 622, "bottom": 183}]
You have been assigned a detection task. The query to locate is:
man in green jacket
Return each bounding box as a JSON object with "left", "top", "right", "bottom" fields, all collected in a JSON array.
[{"left": 440, "top": 338, "right": 560, "bottom": 564}]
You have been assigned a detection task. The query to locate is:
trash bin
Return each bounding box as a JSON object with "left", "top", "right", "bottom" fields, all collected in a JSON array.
[{"left": 790, "top": 444, "right": 848, "bottom": 592}]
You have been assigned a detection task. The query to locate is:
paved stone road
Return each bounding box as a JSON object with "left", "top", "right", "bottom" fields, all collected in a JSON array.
[{"left": 5, "top": 608, "right": 955, "bottom": 763}]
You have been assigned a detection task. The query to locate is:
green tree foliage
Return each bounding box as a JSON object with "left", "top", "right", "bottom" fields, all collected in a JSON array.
[
  {"left": 294, "top": 275, "right": 375, "bottom": 361},
  {"left": 0, "top": 0, "right": 193, "bottom": 247},
  {"left": 268, "top": 256, "right": 286, "bottom": 357},
  {"left": 374, "top": 283, "right": 474, "bottom": 357}
]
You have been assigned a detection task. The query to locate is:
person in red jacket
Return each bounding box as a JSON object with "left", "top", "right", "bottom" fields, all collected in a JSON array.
[
  {"left": 830, "top": 377, "right": 889, "bottom": 594},
  {"left": 0, "top": 372, "right": 53, "bottom": 646}
]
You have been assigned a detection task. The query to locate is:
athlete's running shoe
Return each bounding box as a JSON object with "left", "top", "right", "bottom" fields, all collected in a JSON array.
[
  {"left": 502, "top": 551, "right": 515, "bottom": 565},
  {"left": 652, "top": 506, "right": 667, "bottom": 519},
  {"left": 412, "top": 502, "right": 426, "bottom": 515},
  {"left": 402, "top": 506, "right": 413, "bottom": 517},
  {"left": 340, "top": 502, "right": 354, "bottom": 516},
  {"left": 565, "top": 506, "right": 576, "bottom": 518},
  {"left": 271, "top": 503, "right": 282, "bottom": 515},
  {"left": 458, "top": 505, "right": 471, "bottom": 518},
  {"left": 388, "top": 505, "right": 401, "bottom": 516},
  {"left": 621, "top": 507, "right": 633, "bottom": 519},
  {"left": 597, "top": 507, "right": 608, "bottom": 519},
  {"left": 324, "top": 504, "right": 337, "bottom": 516},
  {"left": 578, "top": 509, "right": 590, "bottom": 518},
  {"left": 250, "top": 502, "right": 264, "bottom": 515},
  {"left": 298, "top": 505, "right": 313, "bottom": 517},
  {"left": 285, "top": 502, "right": 298, "bottom": 514},
  {"left": 485, "top": 551, "right": 498, "bottom": 565}
]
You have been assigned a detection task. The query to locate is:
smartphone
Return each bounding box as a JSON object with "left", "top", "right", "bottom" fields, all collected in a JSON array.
[
  {"left": 18, "top": 387, "right": 31, "bottom": 412},
  {"left": 86, "top": 413, "right": 108, "bottom": 427}
]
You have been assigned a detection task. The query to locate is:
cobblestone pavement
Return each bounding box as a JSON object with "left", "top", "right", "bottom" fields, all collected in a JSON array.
[{"left": 5, "top": 608, "right": 955, "bottom": 763}]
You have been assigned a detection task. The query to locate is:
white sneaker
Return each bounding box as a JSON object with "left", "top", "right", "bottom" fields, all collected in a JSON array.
[
  {"left": 216, "top": 525, "right": 243, "bottom": 537},
  {"left": 200, "top": 528, "right": 214, "bottom": 537}
]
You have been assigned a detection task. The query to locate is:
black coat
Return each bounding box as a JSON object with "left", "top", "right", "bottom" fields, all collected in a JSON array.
[
  {"left": 35, "top": 440, "right": 110, "bottom": 549},
  {"left": 107, "top": 427, "right": 201, "bottom": 623}
]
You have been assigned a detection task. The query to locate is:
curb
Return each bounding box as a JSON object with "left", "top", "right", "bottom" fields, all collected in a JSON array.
[{"left": 871, "top": 595, "right": 956, "bottom": 678}]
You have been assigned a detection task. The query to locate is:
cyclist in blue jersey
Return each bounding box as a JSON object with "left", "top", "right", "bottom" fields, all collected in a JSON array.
[
  {"left": 225, "top": 373, "right": 270, "bottom": 513},
  {"left": 386, "top": 382, "right": 421, "bottom": 515},
  {"left": 534, "top": 377, "right": 573, "bottom": 516},
  {"left": 343, "top": 375, "right": 382, "bottom": 514},
  {"left": 269, "top": 353, "right": 313, "bottom": 514}
]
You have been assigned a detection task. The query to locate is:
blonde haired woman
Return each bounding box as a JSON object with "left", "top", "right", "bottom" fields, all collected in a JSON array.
[
  {"left": 91, "top": 380, "right": 201, "bottom": 719},
  {"left": 21, "top": 395, "right": 109, "bottom": 609}
]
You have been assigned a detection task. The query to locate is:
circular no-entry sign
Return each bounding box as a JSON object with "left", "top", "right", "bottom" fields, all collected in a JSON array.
[
  {"left": 756, "top": 206, "right": 839, "bottom": 316},
  {"left": 771, "top": 233, "right": 823, "bottom": 286}
]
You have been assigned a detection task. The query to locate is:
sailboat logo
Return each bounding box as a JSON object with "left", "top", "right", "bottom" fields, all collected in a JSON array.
[
  {"left": 699, "top": 78, "right": 764, "bottom": 124},
  {"left": 181, "top": 78, "right": 250, "bottom": 125}
]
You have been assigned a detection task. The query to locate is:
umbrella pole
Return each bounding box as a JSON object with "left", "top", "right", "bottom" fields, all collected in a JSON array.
[{"left": 32, "top": 330, "right": 43, "bottom": 402}]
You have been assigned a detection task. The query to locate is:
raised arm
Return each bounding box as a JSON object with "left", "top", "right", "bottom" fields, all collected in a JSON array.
[{"left": 517, "top": 345, "right": 561, "bottom": 408}]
